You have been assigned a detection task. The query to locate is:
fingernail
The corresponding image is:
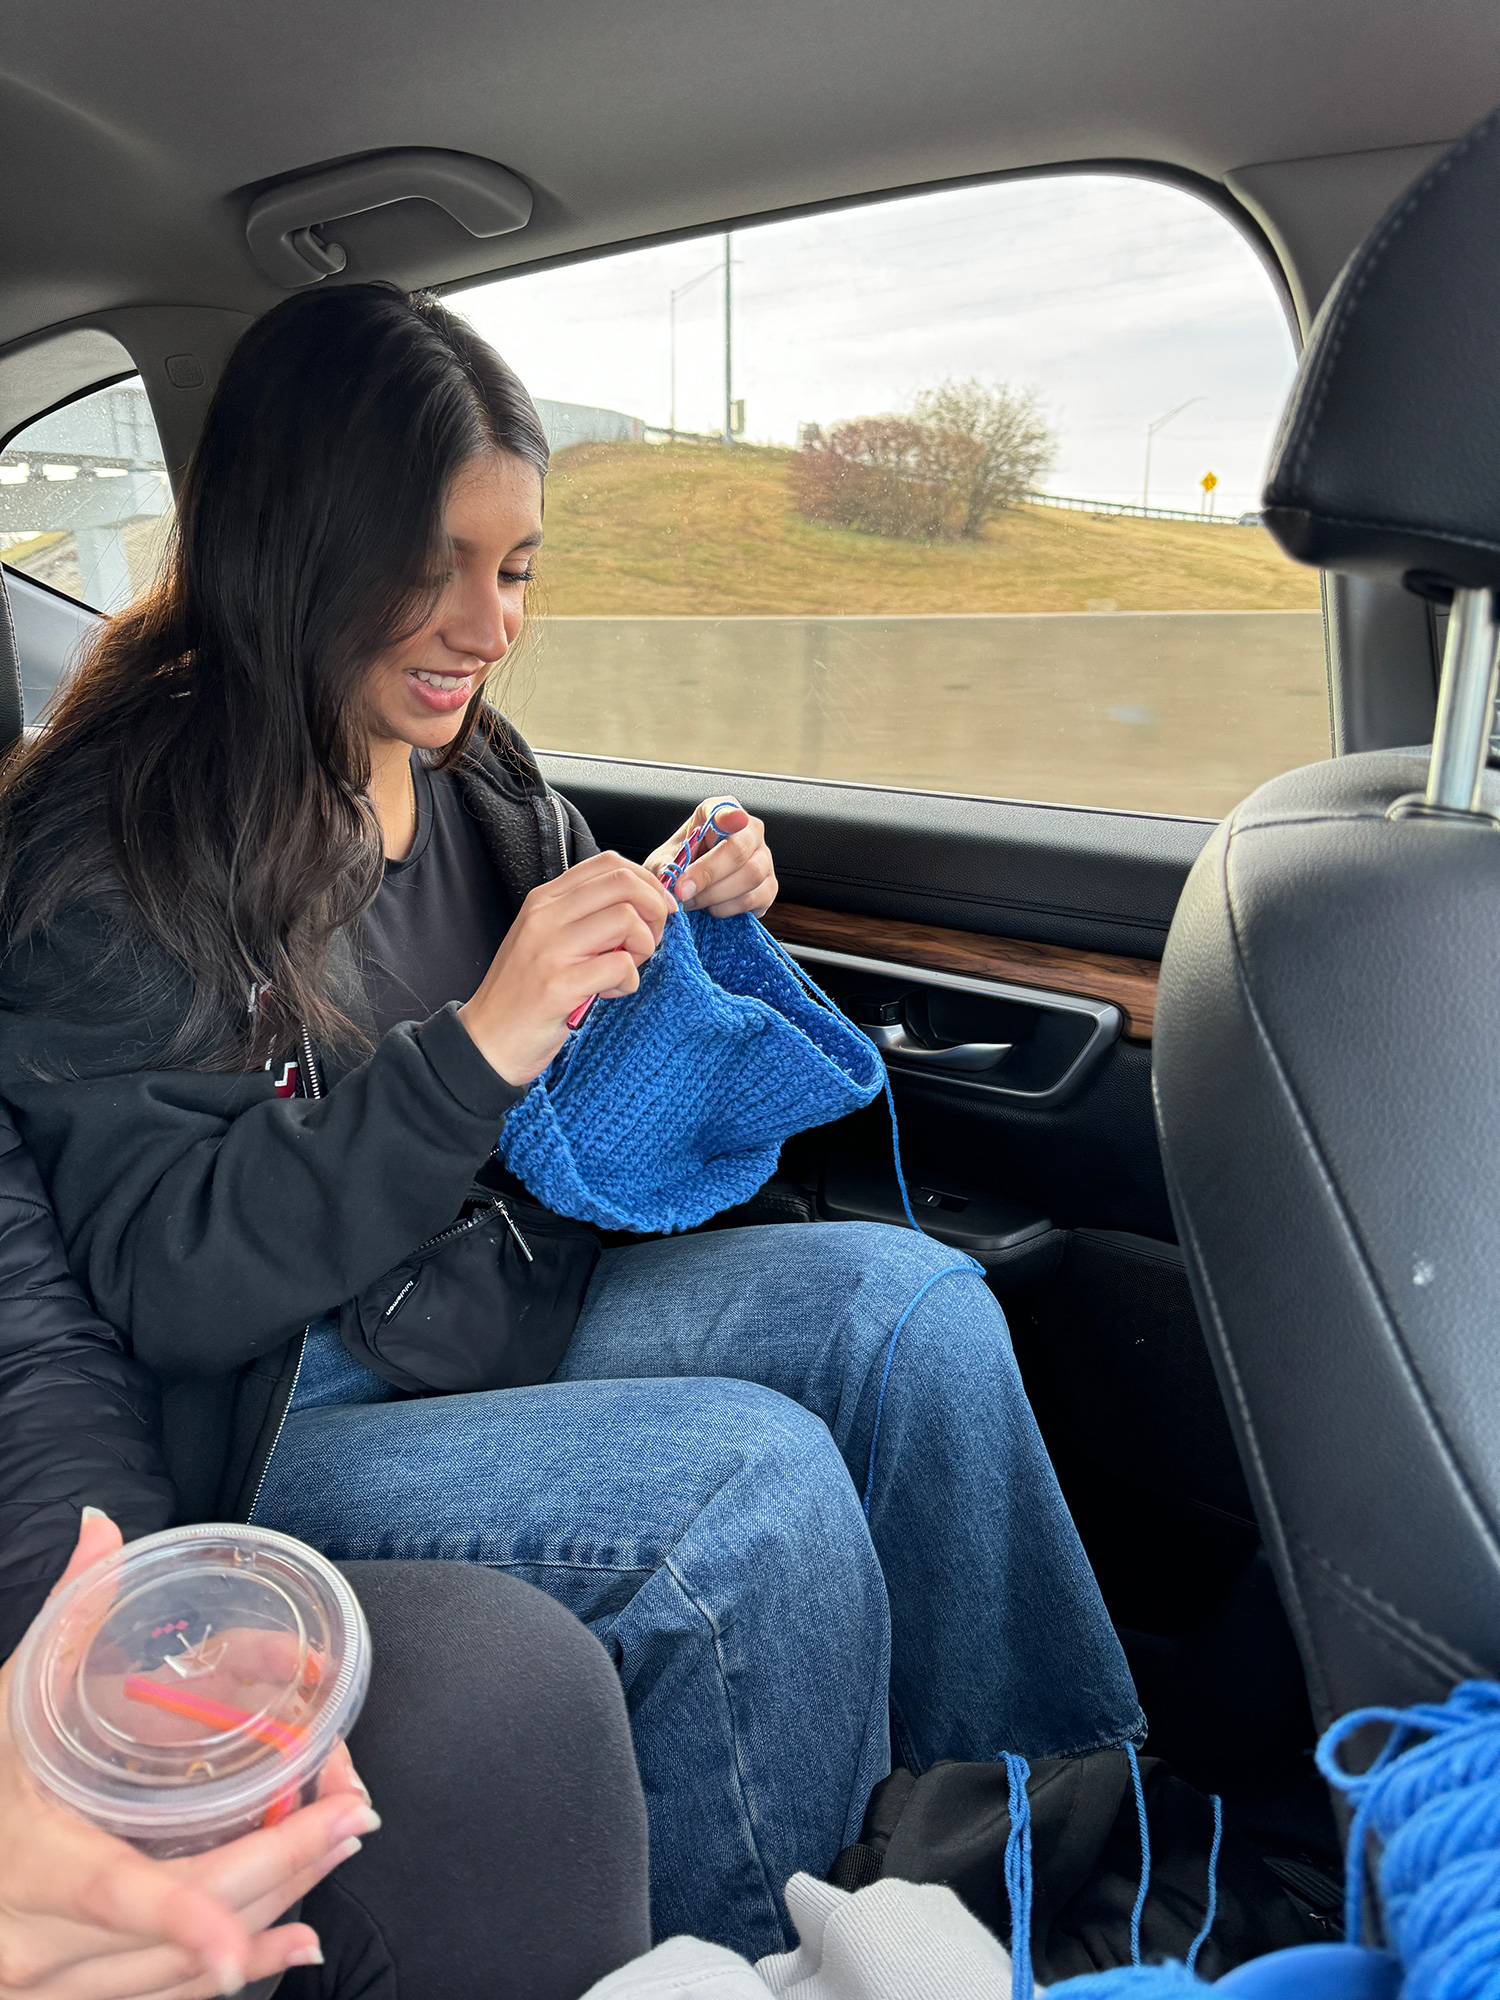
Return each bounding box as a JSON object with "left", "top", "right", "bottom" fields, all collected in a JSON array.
[
  {"left": 81, "top": 1505, "right": 109, "bottom": 1525},
  {"left": 334, "top": 1804, "right": 382, "bottom": 1840},
  {"left": 210, "top": 1958, "right": 246, "bottom": 1995},
  {"left": 679, "top": 883, "right": 695, "bottom": 904},
  {"left": 336, "top": 1836, "right": 365, "bottom": 1863},
  {"left": 286, "top": 1946, "right": 325, "bottom": 1968}
]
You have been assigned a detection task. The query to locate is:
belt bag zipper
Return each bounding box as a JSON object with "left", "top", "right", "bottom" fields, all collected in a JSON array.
[{"left": 381, "top": 1197, "right": 534, "bottom": 1322}]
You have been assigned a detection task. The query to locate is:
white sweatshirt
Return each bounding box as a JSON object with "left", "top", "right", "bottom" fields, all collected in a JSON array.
[{"left": 583, "top": 1873, "right": 1019, "bottom": 2000}]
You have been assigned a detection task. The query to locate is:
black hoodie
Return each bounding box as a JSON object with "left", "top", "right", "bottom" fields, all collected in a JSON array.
[{"left": 0, "top": 725, "right": 598, "bottom": 1523}]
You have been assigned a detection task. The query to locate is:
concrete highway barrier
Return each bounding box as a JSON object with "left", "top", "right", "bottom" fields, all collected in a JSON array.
[{"left": 513, "top": 609, "right": 1330, "bottom": 821}]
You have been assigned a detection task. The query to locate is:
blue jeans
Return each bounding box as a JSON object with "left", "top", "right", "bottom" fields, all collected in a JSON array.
[{"left": 252, "top": 1221, "right": 1142, "bottom": 1959}]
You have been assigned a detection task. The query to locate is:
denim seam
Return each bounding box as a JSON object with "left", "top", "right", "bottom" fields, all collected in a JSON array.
[
  {"left": 662, "top": 1550, "right": 786, "bottom": 1937},
  {"left": 315, "top": 1549, "right": 661, "bottom": 1578},
  {"left": 1054, "top": 1716, "right": 1149, "bottom": 1757},
  {"left": 476, "top": 1557, "right": 658, "bottom": 1579}
]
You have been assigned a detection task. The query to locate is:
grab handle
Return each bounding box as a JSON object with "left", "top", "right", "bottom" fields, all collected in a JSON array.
[{"left": 246, "top": 149, "right": 533, "bottom": 287}]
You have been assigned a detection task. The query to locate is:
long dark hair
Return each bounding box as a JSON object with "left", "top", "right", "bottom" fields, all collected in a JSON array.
[{"left": 0, "top": 283, "right": 548, "bottom": 1070}]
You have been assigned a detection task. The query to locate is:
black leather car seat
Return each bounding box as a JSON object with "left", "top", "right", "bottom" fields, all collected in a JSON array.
[{"left": 1153, "top": 105, "right": 1500, "bottom": 1735}]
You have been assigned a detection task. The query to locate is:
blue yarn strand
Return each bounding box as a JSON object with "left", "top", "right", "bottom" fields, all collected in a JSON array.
[
  {"left": 1003, "top": 1751, "right": 1035, "bottom": 2000},
  {"left": 881, "top": 1067, "right": 925, "bottom": 1234},
  {"left": 1126, "top": 1741, "right": 1152, "bottom": 1967},
  {"left": 763, "top": 940, "right": 982, "bottom": 1518},
  {"left": 860, "top": 1260, "right": 975, "bottom": 1517},
  {"left": 659, "top": 799, "right": 739, "bottom": 895},
  {"left": 1184, "top": 1791, "right": 1222, "bottom": 1974}
]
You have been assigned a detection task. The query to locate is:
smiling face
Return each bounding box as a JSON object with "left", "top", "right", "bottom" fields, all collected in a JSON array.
[{"left": 362, "top": 448, "right": 545, "bottom": 754}]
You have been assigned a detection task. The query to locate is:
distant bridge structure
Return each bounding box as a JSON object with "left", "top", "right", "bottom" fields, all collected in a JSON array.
[{"left": 0, "top": 382, "right": 169, "bottom": 611}]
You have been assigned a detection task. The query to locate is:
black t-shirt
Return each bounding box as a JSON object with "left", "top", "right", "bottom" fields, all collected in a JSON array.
[{"left": 358, "top": 756, "right": 514, "bottom": 1039}]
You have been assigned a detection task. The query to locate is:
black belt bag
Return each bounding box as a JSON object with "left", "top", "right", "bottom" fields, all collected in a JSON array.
[{"left": 337, "top": 1186, "right": 600, "bottom": 1396}]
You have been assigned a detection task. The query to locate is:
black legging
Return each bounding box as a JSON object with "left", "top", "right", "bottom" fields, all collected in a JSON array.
[{"left": 277, "top": 1561, "right": 651, "bottom": 1999}]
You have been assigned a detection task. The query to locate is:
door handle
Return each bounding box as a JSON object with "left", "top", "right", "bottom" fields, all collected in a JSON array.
[{"left": 862, "top": 1024, "right": 1012, "bottom": 1073}]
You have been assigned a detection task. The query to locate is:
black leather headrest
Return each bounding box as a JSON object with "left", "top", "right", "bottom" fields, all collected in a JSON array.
[
  {"left": 0, "top": 564, "right": 23, "bottom": 756},
  {"left": 1263, "top": 104, "right": 1500, "bottom": 598}
]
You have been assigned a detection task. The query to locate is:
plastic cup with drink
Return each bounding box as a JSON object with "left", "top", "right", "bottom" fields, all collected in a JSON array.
[{"left": 9, "top": 1522, "right": 371, "bottom": 1857}]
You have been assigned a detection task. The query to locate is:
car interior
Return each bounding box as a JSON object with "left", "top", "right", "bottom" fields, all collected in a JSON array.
[{"left": 4, "top": 0, "right": 1500, "bottom": 1968}]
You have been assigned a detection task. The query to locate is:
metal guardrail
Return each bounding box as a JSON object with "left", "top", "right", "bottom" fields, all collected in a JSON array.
[{"left": 1022, "top": 490, "right": 1260, "bottom": 527}]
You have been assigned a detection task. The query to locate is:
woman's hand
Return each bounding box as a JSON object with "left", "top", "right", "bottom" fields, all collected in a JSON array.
[
  {"left": 646, "top": 800, "right": 778, "bottom": 920},
  {"left": 0, "top": 1512, "right": 378, "bottom": 1999},
  {"left": 458, "top": 850, "right": 677, "bottom": 1086}
]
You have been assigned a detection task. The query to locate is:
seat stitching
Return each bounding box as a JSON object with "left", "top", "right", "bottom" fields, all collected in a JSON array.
[
  {"left": 1292, "top": 1538, "right": 1495, "bottom": 1685},
  {"left": 1286, "top": 109, "right": 1500, "bottom": 481},
  {"left": 1158, "top": 1139, "right": 1334, "bottom": 1727},
  {"left": 1154, "top": 828, "right": 1333, "bottom": 1723},
  {"left": 1266, "top": 500, "right": 1500, "bottom": 560},
  {"left": 1219, "top": 811, "right": 1500, "bottom": 1567}
]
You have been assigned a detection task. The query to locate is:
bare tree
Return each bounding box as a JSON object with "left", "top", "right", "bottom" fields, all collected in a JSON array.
[
  {"left": 912, "top": 379, "right": 1056, "bottom": 539},
  {"left": 790, "top": 380, "right": 1056, "bottom": 542}
]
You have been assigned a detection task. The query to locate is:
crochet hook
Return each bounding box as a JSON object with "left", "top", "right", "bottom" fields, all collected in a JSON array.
[{"left": 565, "top": 803, "right": 739, "bottom": 1032}]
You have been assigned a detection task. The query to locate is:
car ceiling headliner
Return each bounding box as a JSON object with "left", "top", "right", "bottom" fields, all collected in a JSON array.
[{"left": 3, "top": 0, "right": 1499, "bottom": 356}]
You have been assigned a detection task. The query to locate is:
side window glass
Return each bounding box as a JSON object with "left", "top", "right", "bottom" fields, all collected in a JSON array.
[
  {"left": 457, "top": 175, "right": 1324, "bottom": 819},
  {"left": 0, "top": 378, "right": 171, "bottom": 612}
]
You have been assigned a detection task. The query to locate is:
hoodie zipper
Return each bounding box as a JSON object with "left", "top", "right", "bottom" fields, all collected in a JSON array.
[
  {"left": 298, "top": 1026, "right": 323, "bottom": 1100},
  {"left": 245, "top": 1326, "right": 308, "bottom": 1523},
  {"left": 548, "top": 791, "right": 571, "bottom": 873}
]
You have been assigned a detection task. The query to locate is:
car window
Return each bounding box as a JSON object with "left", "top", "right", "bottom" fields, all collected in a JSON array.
[
  {"left": 455, "top": 173, "right": 1325, "bottom": 819},
  {"left": 0, "top": 377, "right": 171, "bottom": 613}
]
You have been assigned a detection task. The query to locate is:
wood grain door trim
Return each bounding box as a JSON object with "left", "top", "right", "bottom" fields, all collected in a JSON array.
[{"left": 765, "top": 902, "right": 1159, "bottom": 1039}]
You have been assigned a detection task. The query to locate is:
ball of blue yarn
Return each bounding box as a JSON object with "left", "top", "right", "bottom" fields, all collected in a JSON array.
[
  {"left": 1318, "top": 1681, "right": 1500, "bottom": 2000},
  {"left": 1046, "top": 1969, "right": 1208, "bottom": 1999}
]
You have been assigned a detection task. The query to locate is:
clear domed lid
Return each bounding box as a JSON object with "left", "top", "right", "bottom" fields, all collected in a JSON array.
[{"left": 11, "top": 1524, "right": 370, "bottom": 1841}]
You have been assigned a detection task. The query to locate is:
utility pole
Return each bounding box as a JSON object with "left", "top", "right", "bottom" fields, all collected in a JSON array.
[
  {"left": 722, "top": 231, "right": 733, "bottom": 446},
  {"left": 1142, "top": 396, "right": 1203, "bottom": 511},
  {"left": 668, "top": 260, "right": 721, "bottom": 440}
]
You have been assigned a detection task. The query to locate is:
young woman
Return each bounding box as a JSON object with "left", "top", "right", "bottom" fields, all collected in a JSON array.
[{"left": 0, "top": 283, "right": 1143, "bottom": 1961}]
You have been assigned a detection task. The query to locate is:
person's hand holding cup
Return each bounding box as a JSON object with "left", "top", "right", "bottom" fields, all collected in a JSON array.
[{"left": 0, "top": 1511, "right": 377, "bottom": 1997}]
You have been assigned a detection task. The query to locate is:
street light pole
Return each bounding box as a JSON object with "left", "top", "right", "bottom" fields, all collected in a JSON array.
[
  {"left": 1142, "top": 396, "right": 1204, "bottom": 511},
  {"left": 722, "top": 231, "right": 733, "bottom": 446}
]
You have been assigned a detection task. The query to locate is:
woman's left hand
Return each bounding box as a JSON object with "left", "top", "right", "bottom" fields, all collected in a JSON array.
[{"left": 646, "top": 799, "right": 778, "bottom": 919}]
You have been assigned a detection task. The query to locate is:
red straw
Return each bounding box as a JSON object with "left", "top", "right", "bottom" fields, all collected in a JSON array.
[{"left": 123, "top": 1675, "right": 310, "bottom": 1757}]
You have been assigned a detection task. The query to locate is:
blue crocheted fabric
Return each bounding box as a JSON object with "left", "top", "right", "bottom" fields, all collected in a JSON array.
[{"left": 496, "top": 909, "right": 883, "bottom": 1233}]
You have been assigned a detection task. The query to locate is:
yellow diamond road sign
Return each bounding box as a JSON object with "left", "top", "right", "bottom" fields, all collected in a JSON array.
[{"left": 1201, "top": 471, "right": 1218, "bottom": 491}]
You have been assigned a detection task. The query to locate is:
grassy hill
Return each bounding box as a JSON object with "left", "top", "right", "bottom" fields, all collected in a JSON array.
[{"left": 537, "top": 440, "right": 1320, "bottom": 617}]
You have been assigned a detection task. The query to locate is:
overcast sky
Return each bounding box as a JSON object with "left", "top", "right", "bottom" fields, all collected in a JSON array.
[{"left": 456, "top": 172, "right": 1297, "bottom": 518}]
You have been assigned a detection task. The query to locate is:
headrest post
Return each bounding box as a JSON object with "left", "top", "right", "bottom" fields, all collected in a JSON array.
[
  {"left": 1426, "top": 589, "right": 1499, "bottom": 814},
  {"left": 1390, "top": 588, "right": 1500, "bottom": 824}
]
